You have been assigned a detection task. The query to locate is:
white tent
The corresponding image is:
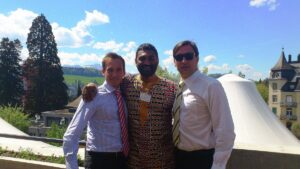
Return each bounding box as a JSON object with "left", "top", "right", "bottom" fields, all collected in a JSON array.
[
  {"left": 0, "top": 117, "right": 85, "bottom": 157},
  {"left": 218, "top": 74, "right": 300, "bottom": 154}
]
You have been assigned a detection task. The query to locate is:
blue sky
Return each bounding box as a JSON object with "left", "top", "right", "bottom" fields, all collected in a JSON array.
[{"left": 0, "top": 0, "right": 299, "bottom": 80}]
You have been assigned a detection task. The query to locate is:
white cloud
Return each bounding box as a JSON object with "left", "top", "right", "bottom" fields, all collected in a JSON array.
[
  {"left": 235, "top": 64, "right": 266, "bottom": 80},
  {"left": 236, "top": 64, "right": 253, "bottom": 72},
  {"left": 53, "top": 10, "right": 110, "bottom": 48},
  {"left": 162, "top": 50, "right": 173, "bottom": 69},
  {"left": 122, "top": 41, "right": 137, "bottom": 52},
  {"left": 207, "top": 64, "right": 230, "bottom": 72},
  {"left": 123, "top": 50, "right": 136, "bottom": 66},
  {"left": 249, "top": 0, "right": 279, "bottom": 11},
  {"left": 203, "top": 55, "right": 216, "bottom": 63},
  {"left": 118, "top": 41, "right": 138, "bottom": 71},
  {"left": 93, "top": 40, "right": 124, "bottom": 52},
  {"left": 0, "top": 9, "right": 110, "bottom": 49},
  {"left": 76, "top": 10, "right": 109, "bottom": 29},
  {"left": 58, "top": 52, "right": 104, "bottom": 66},
  {"left": 0, "top": 8, "right": 37, "bottom": 42},
  {"left": 252, "top": 72, "right": 265, "bottom": 80}
]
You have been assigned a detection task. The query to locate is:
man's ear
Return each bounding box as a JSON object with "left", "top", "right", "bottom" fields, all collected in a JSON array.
[{"left": 101, "top": 69, "right": 105, "bottom": 76}]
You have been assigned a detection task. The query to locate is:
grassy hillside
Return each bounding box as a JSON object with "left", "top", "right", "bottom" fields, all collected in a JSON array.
[{"left": 64, "top": 74, "right": 104, "bottom": 85}]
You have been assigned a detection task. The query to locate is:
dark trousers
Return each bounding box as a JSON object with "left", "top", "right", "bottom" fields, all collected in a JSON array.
[
  {"left": 175, "top": 148, "right": 215, "bottom": 169},
  {"left": 85, "top": 151, "right": 127, "bottom": 169}
]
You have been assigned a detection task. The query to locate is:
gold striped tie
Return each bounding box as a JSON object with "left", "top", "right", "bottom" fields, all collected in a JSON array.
[{"left": 172, "top": 81, "right": 185, "bottom": 146}]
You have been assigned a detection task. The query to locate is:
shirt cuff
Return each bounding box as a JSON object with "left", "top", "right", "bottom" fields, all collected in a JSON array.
[{"left": 211, "top": 162, "right": 226, "bottom": 169}]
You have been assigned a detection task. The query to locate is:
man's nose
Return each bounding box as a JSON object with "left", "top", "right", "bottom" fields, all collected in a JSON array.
[
  {"left": 111, "top": 71, "right": 119, "bottom": 77},
  {"left": 143, "top": 58, "right": 151, "bottom": 65}
]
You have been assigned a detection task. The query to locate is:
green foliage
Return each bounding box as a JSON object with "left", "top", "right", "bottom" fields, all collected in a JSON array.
[
  {"left": 23, "top": 14, "right": 68, "bottom": 114},
  {"left": 0, "top": 146, "right": 84, "bottom": 166},
  {"left": 202, "top": 66, "right": 208, "bottom": 75},
  {"left": 208, "top": 73, "right": 224, "bottom": 79},
  {"left": 0, "top": 106, "right": 31, "bottom": 132},
  {"left": 256, "top": 81, "right": 269, "bottom": 103},
  {"left": 156, "top": 65, "right": 180, "bottom": 82},
  {"left": 0, "top": 38, "right": 23, "bottom": 106},
  {"left": 46, "top": 123, "right": 67, "bottom": 146},
  {"left": 238, "top": 71, "right": 245, "bottom": 78},
  {"left": 64, "top": 75, "right": 104, "bottom": 85},
  {"left": 291, "top": 122, "right": 300, "bottom": 139}
]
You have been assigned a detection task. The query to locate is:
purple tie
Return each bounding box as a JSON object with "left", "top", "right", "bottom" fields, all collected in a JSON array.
[{"left": 115, "top": 89, "right": 129, "bottom": 156}]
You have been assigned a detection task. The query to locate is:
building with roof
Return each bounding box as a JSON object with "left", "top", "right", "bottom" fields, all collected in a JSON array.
[
  {"left": 269, "top": 49, "right": 300, "bottom": 129},
  {"left": 28, "top": 96, "right": 81, "bottom": 136}
]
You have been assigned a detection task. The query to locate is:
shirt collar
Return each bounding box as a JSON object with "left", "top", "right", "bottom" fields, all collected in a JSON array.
[
  {"left": 183, "top": 69, "right": 202, "bottom": 87},
  {"left": 103, "top": 81, "right": 119, "bottom": 93}
]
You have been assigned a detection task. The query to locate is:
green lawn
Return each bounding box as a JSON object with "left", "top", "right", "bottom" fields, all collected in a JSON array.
[{"left": 64, "top": 74, "right": 104, "bottom": 85}]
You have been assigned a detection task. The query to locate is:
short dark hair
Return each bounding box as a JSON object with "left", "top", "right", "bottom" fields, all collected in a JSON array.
[
  {"left": 102, "top": 52, "right": 125, "bottom": 72},
  {"left": 173, "top": 40, "right": 199, "bottom": 57},
  {"left": 135, "top": 43, "right": 158, "bottom": 59}
]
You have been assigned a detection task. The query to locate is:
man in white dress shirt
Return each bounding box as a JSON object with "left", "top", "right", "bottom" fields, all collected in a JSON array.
[
  {"left": 172, "top": 40, "right": 235, "bottom": 169},
  {"left": 63, "top": 52, "right": 128, "bottom": 169}
]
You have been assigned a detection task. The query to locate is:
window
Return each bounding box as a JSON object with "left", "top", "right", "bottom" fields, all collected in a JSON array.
[
  {"left": 272, "top": 107, "right": 277, "bottom": 115},
  {"left": 272, "top": 95, "right": 278, "bottom": 102},
  {"left": 286, "top": 108, "right": 292, "bottom": 117},
  {"left": 286, "top": 96, "right": 293, "bottom": 103},
  {"left": 272, "top": 83, "right": 277, "bottom": 90},
  {"left": 272, "top": 72, "right": 280, "bottom": 79}
]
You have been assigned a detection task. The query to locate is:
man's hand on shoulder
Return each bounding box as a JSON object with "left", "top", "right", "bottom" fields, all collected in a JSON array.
[{"left": 82, "top": 83, "right": 98, "bottom": 102}]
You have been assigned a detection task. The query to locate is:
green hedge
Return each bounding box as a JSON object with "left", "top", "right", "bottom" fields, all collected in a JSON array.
[
  {"left": 0, "top": 146, "right": 83, "bottom": 166},
  {"left": 0, "top": 106, "right": 31, "bottom": 132},
  {"left": 291, "top": 122, "right": 300, "bottom": 139}
]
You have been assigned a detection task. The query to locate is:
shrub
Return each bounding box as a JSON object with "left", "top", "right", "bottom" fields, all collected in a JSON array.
[
  {"left": 0, "top": 105, "right": 31, "bottom": 132},
  {"left": 291, "top": 122, "right": 300, "bottom": 139},
  {"left": 46, "top": 123, "right": 67, "bottom": 146},
  {"left": 0, "top": 146, "right": 83, "bottom": 165}
]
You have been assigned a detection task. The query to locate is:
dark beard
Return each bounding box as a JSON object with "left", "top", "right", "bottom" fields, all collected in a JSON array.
[{"left": 137, "top": 64, "right": 157, "bottom": 78}]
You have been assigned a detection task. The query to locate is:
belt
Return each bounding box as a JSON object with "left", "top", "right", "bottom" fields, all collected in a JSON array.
[
  {"left": 175, "top": 148, "right": 215, "bottom": 156},
  {"left": 87, "top": 151, "right": 124, "bottom": 159}
]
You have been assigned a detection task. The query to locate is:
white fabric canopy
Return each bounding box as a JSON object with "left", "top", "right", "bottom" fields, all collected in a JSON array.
[{"left": 218, "top": 74, "right": 300, "bottom": 154}]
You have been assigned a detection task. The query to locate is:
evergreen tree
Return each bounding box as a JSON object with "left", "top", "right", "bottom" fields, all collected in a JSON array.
[
  {"left": 238, "top": 71, "right": 245, "bottom": 78},
  {"left": 76, "top": 80, "right": 82, "bottom": 97},
  {"left": 23, "top": 14, "right": 68, "bottom": 114},
  {"left": 0, "top": 38, "right": 23, "bottom": 106}
]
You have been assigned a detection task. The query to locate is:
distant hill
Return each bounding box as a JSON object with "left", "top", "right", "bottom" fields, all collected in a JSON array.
[{"left": 62, "top": 67, "right": 103, "bottom": 77}]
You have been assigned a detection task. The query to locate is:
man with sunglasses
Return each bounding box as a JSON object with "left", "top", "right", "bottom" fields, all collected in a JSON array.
[{"left": 172, "top": 40, "right": 235, "bottom": 169}]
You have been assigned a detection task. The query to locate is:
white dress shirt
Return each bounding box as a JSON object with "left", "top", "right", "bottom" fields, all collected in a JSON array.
[
  {"left": 178, "top": 70, "right": 235, "bottom": 169},
  {"left": 63, "top": 81, "right": 127, "bottom": 169}
]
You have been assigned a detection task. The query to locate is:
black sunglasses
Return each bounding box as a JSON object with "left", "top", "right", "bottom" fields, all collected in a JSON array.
[{"left": 174, "top": 52, "right": 194, "bottom": 62}]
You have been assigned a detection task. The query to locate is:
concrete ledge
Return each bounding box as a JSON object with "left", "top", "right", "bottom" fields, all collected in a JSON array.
[
  {"left": 0, "top": 156, "right": 84, "bottom": 169},
  {"left": 227, "top": 148, "right": 300, "bottom": 169},
  {"left": 1, "top": 148, "right": 300, "bottom": 169}
]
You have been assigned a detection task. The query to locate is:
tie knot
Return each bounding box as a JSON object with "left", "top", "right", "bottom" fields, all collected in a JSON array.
[
  {"left": 179, "top": 81, "right": 185, "bottom": 89},
  {"left": 114, "top": 89, "right": 121, "bottom": 95}
]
